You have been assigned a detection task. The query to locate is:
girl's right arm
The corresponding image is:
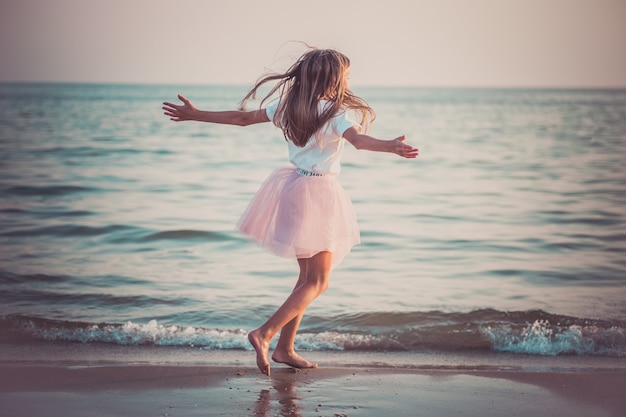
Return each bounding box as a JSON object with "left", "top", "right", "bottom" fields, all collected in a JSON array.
[
  {"left": 343, "top": 127, "right": 419, "bottom": 159},
  {"left": 163, "top": 94, "right": 270, "bottom": 126}
]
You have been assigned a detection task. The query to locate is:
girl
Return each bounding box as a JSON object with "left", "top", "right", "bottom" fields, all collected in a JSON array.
[{"left": 163, "top": 48, "right": 418, "bottom": 376}]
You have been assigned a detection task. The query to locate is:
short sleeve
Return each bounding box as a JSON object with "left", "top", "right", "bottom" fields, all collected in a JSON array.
[
  {"left": 264, "top": 101, "right": 280, "bottom": 122},
  {"left": 333, "top": 109, "right": 360, "bottom": 137}
]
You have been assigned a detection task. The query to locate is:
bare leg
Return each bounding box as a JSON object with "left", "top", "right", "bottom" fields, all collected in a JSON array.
[
  {"left": 272, "top": 258, "right": 318, "bottom": 368},
  {"left": 248, "top": 251, "right": 332, "bottom": 375}
]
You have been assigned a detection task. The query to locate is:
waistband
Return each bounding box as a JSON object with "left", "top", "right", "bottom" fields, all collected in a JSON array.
[{"left": 295, "top": 167, "right": 325, "bottom": 177}]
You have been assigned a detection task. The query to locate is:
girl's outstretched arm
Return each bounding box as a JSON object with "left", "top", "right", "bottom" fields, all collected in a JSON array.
[
  {"left": 343, "top": 127, "right": 419, "bottom": 159},
  {"left": 163, "top": 94, "right": 269, "bottom": 126}
]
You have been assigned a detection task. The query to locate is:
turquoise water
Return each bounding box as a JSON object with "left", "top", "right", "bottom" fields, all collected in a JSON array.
[{"left": 1, "top": 83, "right": 625, "bottom": 356}]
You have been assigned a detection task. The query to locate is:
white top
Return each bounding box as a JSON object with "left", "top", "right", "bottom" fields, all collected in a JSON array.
[{"left": 265, "top": 100, "right": 359, "bottom": 175}]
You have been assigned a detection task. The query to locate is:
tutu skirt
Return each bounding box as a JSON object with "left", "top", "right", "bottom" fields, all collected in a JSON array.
[{"left": 237, "top": 167, "right": 360, "bottom": 268}]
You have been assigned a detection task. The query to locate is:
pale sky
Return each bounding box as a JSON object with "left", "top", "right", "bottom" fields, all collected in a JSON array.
[{"left": 1, "top": 0, "right": 625, "bottom": 87}]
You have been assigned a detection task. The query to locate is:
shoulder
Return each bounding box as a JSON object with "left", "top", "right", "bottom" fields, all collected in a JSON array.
[
  {"left": 331, "top": 105, "right": 358, "bottom": 131},
  {"left": 264, "top": 100, "right": 280, "bottom": 121}
]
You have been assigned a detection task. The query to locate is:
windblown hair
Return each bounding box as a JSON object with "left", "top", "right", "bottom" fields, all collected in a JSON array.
[{"left": 240, "top": 48, "right": 375, "bottom": 147}]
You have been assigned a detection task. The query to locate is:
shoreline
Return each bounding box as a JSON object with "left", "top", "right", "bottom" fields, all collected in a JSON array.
[
  {"left": 2, "top": 339, "right": 625, "bottom": 371},
  {"left": 1, "top": 342, "right": 625, "bottom": 416}
]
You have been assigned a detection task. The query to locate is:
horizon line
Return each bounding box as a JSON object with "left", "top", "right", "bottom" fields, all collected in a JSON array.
[{"left": 1, "top": 80, "right": 626, "bottom": 91}]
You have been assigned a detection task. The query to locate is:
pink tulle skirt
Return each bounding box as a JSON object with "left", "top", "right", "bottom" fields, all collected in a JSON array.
[{"left": 237, "top": 167, "right": 360, "bottom": 268}]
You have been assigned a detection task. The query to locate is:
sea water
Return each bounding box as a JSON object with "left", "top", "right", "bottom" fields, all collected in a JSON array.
[{"left": 1, "top": 83, "right": 625, "bottom": 358}]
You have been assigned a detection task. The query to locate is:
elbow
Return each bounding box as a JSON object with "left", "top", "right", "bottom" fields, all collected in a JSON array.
[
  {"left": 355, "top": 140, "right": 376, "bottom": 152},
  {"left": 234, "top": 115, "right": 250, "bottom": 126},
  {"left": 350, "top": 137, "right": 367, "bottom": 151},
  {"left": 237, "top": 113, "right": 260, "bottom": 126}
]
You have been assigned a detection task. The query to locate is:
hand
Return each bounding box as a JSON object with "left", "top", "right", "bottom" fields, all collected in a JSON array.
[
  {"left": 392, "top": 135, "right": 419, "bottom": 159},
  {"left": 162, "top": 94, "right": 197, "bottom": 121}
]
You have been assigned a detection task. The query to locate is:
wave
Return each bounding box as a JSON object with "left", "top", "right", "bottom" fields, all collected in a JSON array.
[
  {"left": 0, "top": 224, "right": 236, "bottom": 244},
  {"left": 1, "top": 310, "right": 624, "bottom": 357},
  {"left": 2, "top": 184, "right": 97, "bottom": 197},
  {"left": 1, "top": 224, "right": 133, "bottom": 238},
  {"left": 140, "top": 230, "right": 233, "bottom": 242},
  {"left": 0, "top": 207, "right": 95, "bottom": 219},
  {"left": 31, "top": 146, "right": 173, "bottom": 158}
]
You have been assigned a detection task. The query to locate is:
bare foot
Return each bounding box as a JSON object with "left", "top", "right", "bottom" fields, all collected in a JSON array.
[
  {"left": 271, "top": 350, "right": 318, "bottom": 369},
  {"left": 248, "top": 330, "right": 271, "bottom": 377}
]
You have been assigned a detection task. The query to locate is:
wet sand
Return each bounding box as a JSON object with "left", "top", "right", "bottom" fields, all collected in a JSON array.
[
  {"left": 2, "top": 361, "right": 625, "bottom": 417},
  {"left": 1, "top": 342, "right": 625, "bottom": 416}
]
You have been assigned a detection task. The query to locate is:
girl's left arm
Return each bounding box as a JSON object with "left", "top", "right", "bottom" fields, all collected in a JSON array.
[
  {"left": 343, "top": 127, "right": 419, "bottom": 159},
  {"left": 163, "top": 94, "right": 269, "bottom": 126}
]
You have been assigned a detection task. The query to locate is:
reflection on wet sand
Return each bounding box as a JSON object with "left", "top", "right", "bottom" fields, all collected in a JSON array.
[{"left": 251, "top": 369, "right": 303, "bottom": 417}]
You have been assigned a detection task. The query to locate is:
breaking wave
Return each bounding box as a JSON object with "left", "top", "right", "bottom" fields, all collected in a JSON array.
[{"left": 1, "top": 309, "right": 624, "bottom": 357}]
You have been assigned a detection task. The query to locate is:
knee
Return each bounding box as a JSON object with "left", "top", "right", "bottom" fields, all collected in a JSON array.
[
  {"left": 308, "top": 273, "right": 329, "bottom": 295},
  {"left": 317, "top": 276, "right": 329, "bottom": 294},
  {"left": 302, "top": 252, "right": 332, "bottom": 295}
]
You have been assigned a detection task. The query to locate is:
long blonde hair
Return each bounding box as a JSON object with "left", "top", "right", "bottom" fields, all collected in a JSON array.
[{"left": 240, "top": 48, "right": 375, "bottom": 147}]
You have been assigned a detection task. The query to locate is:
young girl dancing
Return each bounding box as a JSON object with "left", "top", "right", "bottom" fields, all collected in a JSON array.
[{"left": 163, "top": 47, "right": 418, "bottom": 376}]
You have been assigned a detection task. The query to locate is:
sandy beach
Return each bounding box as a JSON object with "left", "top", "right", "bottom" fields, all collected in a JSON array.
[{"left": 1, "top": 343, "right": 625, "bottom": 417}]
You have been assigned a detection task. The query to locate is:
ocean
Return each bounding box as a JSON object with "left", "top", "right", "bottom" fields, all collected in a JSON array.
[{"left": 1, "top": 83, "right": 625, "bottom": 361}]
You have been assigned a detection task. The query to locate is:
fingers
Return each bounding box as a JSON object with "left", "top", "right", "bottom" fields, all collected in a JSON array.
[
  {"left": 178, "top": 94, "right": 189, "bottom": 104},
  {"left": 162, "top": 103, "right": 179, "bottom": 121},
  {"left": 162, "top": 102, "right": 178, "bottom": 112},
  {"left": 162, "top": 106, "right": 177, "bottom": 117},
  {"left": 394, "top": 136, "right": 419, "bottom": 158},
  {"left": 404, "top": 148, "right": 419, "bottom": 158},
  {"left": 162, "top": 94, "right": 187, "bottom": 112},
  {"left": 162, "top": 96, "right": 186, "bottom": 121},
  {"left": 400, "top": 148, "right": 418, "bottom": 158},
  {"left": 163, "top": 112, "right": 180, "bottom": 121}
]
